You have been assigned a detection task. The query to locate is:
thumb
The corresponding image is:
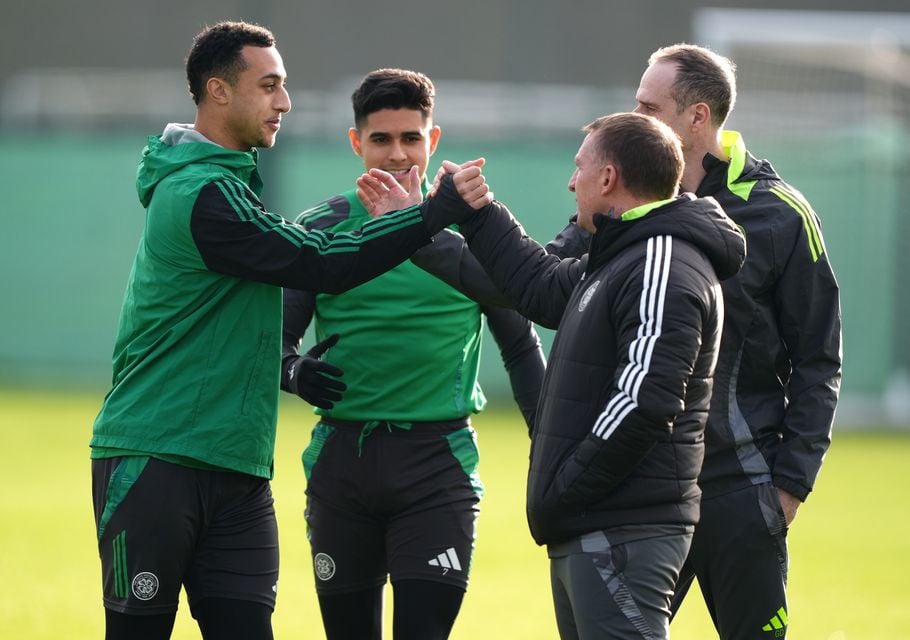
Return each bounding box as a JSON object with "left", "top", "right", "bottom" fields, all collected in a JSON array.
[{"left": 307, "top": 333, "right": 340, "bottom": 359}]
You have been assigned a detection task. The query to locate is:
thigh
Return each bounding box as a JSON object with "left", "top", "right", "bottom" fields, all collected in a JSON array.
[
  {"left": 550, "top": 560, "right": 579, "bottom": 640},
  {"left": 387, "top": 496, "right": 478, "bottom": 590},
  {"left": 185, "top": 473, "right": 280, "bottom": 612},
  {"left": 384, "top": 425, "right": 482, "bottom": 590},
  {"left": 691, "top": 483, "right": 789, "bottom": 640},
  {"left": 553, "top": 530, "right": 691, "bottom": 640},
  {"left": 306, "top": 493, "right": 387, "bottom": 595},
  {"left": 92, "top": 457, "right": 198, "bottom": 615}
]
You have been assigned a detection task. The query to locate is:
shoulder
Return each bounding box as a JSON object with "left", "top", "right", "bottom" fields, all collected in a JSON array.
[{"left": 295, "top": 188, "right": 366, "bottom": 230}]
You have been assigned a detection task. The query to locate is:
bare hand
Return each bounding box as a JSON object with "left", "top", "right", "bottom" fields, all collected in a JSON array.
[
  {"left": 453, "top": 162, "right": 493, "bottom": 210},
  {"left": 428, "top": 158, "right": 488, "bottom": 200},
  {"left": 776, "top": 488, "right": 801, "bottom": 526},
  {"left": 356, "top": 165, "right": 422, "bottom": 218}
]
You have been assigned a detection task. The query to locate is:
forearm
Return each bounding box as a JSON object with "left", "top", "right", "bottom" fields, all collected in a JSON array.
[
  {"left": 411, "top": 229, "right": 514, "bottom": 308},
  {"left": 459, "top": 200, "right": 582, "bottom": 328}
]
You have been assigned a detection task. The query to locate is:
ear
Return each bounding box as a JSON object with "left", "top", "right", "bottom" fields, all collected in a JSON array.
[
  {"left": 428, "top": 125, "right": 442, "bottom": 156},
  {"left": 348, "top": 128, "right": 363, "bottom": 157},
  {"left": 206, "top": 77, "right": 231, "bottom": 105},
  {"left": 600, "top": 164, "right": 618, "bottom": 196},
  {"left": 690, "top": 102, "right": 711, "bottom": 133}
]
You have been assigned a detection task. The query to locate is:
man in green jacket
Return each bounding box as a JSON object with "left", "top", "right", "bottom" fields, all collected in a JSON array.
[
  {"left": 281, "top": 68, "right": 546, "bottom": 640},
  {"left": 90, "top": 21, "right": 490, "bottom": 640}
]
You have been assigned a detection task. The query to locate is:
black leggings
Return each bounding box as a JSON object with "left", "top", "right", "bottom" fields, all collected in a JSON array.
[
  {"left": 318, "top": 579, "right": 465, "bottom": 640},
  {"left": 104, "top": 598, "right": 272, "bottom": 640}
]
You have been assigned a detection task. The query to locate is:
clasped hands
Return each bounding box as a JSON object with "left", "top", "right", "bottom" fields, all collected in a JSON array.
[{"left": 356, "top": 159, "right": 493, "bottom": 218}]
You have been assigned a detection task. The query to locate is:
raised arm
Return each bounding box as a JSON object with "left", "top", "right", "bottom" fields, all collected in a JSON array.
[
  {"left": 458, "top": 199, "right": 585, "bottom": 328},
  {"left": 187, "top": 173, "right": 479, "bottom": 295}
]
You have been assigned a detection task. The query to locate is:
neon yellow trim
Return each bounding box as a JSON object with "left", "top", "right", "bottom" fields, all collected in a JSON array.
[
  {"left": 770, "top": 185, "right": 824, "bottom": 262},
  {"left": 777, "top": 607, "right": 789, "bottom": 625},
  {"left": 721, "top": 130, "right": 758, "bottom": 201},
  {"left": 621, "top": 198, "right": 675, "bottom": 222}
]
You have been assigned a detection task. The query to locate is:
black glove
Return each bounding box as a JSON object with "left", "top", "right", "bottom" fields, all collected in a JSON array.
[{"left": 286, "top": 334, "right": 346, "bottom": 409}]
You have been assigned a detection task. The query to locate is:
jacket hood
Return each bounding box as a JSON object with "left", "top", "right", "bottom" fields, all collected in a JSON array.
[
  {"left": 590, "top": 193, "right": 746, "bottom": 281},
  {"left": 136, "top": 123, "right": 261, "bottom": 208}
]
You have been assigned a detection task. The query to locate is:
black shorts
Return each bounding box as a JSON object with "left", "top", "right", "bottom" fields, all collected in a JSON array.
[
  {"left": 302, "top": 418, "right": 483, "bottom": 594},
  {"left": 91, "top": 456, "right": 279, "bottom": 616}
]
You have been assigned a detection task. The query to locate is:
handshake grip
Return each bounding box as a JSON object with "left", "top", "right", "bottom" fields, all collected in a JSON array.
[
  {"left": 286, "top": 333, "right": 347, "bottom": 410},
  {"left": 420, "top": 173, "right": 481, "bottom": 234}
]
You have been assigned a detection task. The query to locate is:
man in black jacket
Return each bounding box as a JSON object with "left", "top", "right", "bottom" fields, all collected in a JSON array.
[
  {"left": 629, "top": 44, "right": 843, "bottom": 640},
  {"left": 359, "top": 112, "right": 746, "bottom": 640}
]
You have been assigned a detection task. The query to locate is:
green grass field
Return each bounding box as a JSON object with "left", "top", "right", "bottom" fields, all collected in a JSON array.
[{"left": 2, "top": 388, "right": 908, "bottom": 639}]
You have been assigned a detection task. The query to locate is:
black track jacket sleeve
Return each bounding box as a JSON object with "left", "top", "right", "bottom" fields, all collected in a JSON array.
[
  {"left": 482, "top": 303, "right": 546, "bottom": 434},
  {"left": 771, "top": 207, "right": 842, "bottom": 501},
  {"left": 457, "top": 201, "right": 585, "bottom": 329},
  {"left": 411, "top": 216, "right": 591, "bottom": 309},
  {"left": 279, "top": 287, "right": 316, "bottom": 392},
  {"left": 190, "top": 174, "right": 476, "bottom": 294},
  {"left": 410, "top": 229, "right": 513, "bottom": 307}
]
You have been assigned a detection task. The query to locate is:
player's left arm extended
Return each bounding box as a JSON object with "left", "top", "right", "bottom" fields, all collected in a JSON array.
[{"left": 772, "top": 210, "right": 842, "bottom": 503}]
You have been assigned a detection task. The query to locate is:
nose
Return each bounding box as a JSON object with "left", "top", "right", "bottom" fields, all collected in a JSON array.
[
  {"left": 568, "top": 170, "right": 577, "bottom": 193},
  {"left": 277, "top": 85, "right": 292, "bottom": 113},
  {"left": 389, "top": 140, "right": 407, "bottom": 161}
]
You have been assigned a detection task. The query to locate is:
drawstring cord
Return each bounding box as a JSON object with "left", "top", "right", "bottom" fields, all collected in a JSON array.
[{"left": 357, "top": 420, "right": 412, "bottom": 456}]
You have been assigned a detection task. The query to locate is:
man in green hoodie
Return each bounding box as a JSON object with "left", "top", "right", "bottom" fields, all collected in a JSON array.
[{"left": 89, "top": 21, "right": 490, "bottom": 640}]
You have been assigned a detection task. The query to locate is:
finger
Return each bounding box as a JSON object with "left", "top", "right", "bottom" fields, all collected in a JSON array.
[
  {"left": 308, "top": 361, "right": 344, "bottom": 378},
  {"left": 454, "top": 166, "right": 483, "bottom": 182},
  {"left": 462, "top": 183, "right": 491, "bottom": 207},
  {"left": 469, "top": 191, "right": 494, "bottom": 210},
  {"left": 368, "top": 168, "right": 406, "bottom": 191},
  {"left": 357, "top": 172, "right": 391, "bottom": 196},
  {"left": 356, "top": 177, "right": 387, "bottom": 206},
  {"left": 313, "top": 373, "right": 347, "bottom": 391},
  {"left": 441, "top": 159, "right": 461, "bottom": 173},
  {"left": 459, "top": 157, "right": 486, "bottom": 169},
  {"left": 407, "top": 165, "right": 421, "bottom": 196},
  {"left": 307, "top": 333, "right": 340, "bottom": 358},
  {"left": 355, "top": 187, "right": 375, "bottom": 212}
]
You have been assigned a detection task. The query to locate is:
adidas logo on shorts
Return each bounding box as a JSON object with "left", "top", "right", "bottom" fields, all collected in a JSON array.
[{"left": 428, "top": 547, "right": 462, "bottom": 575}]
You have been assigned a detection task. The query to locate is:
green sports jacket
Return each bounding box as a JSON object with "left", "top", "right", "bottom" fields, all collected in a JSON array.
[
  {"left": 91, "top": 124, "right": 469, "bottom": 478},
  {"left": 284, "top": 188, "right": 485, "bottom": 422}
]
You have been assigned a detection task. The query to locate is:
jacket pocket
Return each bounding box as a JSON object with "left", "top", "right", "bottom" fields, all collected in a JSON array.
[{"left": 241, "top": 330, "right": 274, "bottom": 416}]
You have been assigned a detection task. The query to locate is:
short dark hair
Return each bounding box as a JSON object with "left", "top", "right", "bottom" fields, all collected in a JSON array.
[
  {"left": 583, "top": 113, "right": 683, "bottom": 200},
  {"left": 648, "top": 43, "right": 737, "bottom": 127},
  {"left": 351, "top": 68, "right": 435, "bottom": 129},
  {"left": 186, "top": 21, "right": 276, "bottom": 105}
]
